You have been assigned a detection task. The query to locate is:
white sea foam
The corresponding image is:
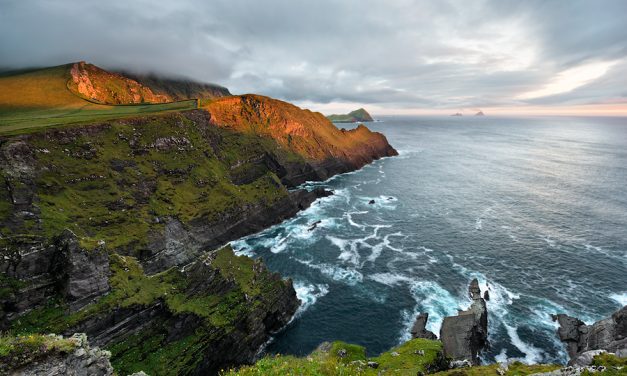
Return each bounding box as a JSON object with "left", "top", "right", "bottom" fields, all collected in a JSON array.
[
  {"left": 369, "top": 272, "right": 413, "bottom": 286},
  {"left": 402, "top": 280, "right": 460, "bottom": 340},
  {"left": 346, "top": 211, "right": 368, "bottom": 230},
  {"left": 610, "top": 292, "right": 627, "bottom": 306},
  {"left": 295, "top": 258, "right": 363, "bottom": 285},
  {"left": 503, "top": 323, "right": 544, "bottom": 364},
  {"left": 494, "top": 349, "right": 509, "bottom": 364},
  {"left": 365, "top": 232, "right": 404, "bottom": 264},
  {"left": 293, "top": 280, "right": 330, "bottom": 317},
  {"left": 271, "top": 235, "right": 289, "bottom": 253},
  {"left": 541, "top": 236, "right": 556, "bottom": 247}
]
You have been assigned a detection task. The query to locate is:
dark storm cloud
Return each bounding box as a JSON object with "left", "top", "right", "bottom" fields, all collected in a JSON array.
[{"left": 1, "top": 0, "right": 626, "bottom": 111}]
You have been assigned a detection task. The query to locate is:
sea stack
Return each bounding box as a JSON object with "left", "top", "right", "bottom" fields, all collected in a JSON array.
[{"left": 439, "top": 278, "right": 489, "bottom": 365}]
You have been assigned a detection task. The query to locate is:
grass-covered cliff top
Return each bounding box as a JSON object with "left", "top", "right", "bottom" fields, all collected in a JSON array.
[
  {"left": 224, "top": 338, "right": 446, "bottom": 375},
  {"left": 0, "top": 62, "right": 220, "bottom": 135},
  {"left": 223, "top": 338, "right": 567, "bottom": 376}
]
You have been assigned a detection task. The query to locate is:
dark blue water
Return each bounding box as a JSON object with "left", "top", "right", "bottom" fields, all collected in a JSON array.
[{"left": 232, "top": 116, "right": 627, "bottom": 365}]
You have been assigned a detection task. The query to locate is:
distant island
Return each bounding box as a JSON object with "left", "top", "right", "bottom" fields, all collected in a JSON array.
[
  {"left": 327, "top": 108, "right": 374, "bottom": 123},
  {"left": 475, "top": 110, "right": 485, "bottom": 116},
  {"left": 451, "top": 112, "right": 463, "bottom": 116}
]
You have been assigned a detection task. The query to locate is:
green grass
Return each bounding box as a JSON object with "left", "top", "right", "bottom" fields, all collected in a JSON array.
[
  {"left": 0, "top": 110, "right": 292, "bottom": 253},
  {"left": 0, "top": 100, "right": 196, "bottom": 136},
  {"left": 223, "top": 338, "right": 447, "bottom": 376}
]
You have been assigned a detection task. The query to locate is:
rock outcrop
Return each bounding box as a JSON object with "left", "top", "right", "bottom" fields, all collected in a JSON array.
[
  {"left": 69, "top": 62, "right": 171, "bottom": 104},
  {"left": 552, "top": 305, "right": 627, "bottom": 364},
  {"left": 439, "top": 279, "right": 489, "bottom": 365},
  {"left": 410, "top": 312, "right": 437, "bottom": 340},
  {"left": 5, "top": 333, "right": 114, "bottom": 376}
]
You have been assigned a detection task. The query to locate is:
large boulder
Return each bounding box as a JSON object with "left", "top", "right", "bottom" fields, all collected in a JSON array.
[
  {"left": 552, "top": 305, "right": 627, "bottom": 365},
  {"left": 439, "top": 278, "right": 489, "bottom": 365}
]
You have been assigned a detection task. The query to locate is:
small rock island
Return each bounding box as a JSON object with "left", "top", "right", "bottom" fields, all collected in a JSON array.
[{"left": 327, "top": 108, "right": 374, "bottom": 123}]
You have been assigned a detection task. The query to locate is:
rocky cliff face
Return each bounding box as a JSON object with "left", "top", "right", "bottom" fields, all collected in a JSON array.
[
  {"left": 553, "top": 305, "right": 627, "bottom": 364},
  {"left": 69, "top": 62, "right": 171, "bottom": 104},
  {"left": 204, "top": 95, "right": 397, "bottom": 184},
  {"left": 0, "top": 95, "right": 396, "bottom": 374}
]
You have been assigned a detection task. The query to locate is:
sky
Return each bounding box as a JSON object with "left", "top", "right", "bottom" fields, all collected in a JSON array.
[{"left": 1, "top": 0, "right": 627, "bottom": 116}]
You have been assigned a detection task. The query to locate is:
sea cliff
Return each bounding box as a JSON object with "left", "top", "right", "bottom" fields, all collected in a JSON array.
[{"left": 0, "top": 64, "right": 397, "bottom": 375}]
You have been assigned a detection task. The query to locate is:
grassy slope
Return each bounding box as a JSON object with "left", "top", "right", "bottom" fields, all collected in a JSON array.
[
  {"left": 0, "top": 64, "right": 196, "bottom": 135},
  {"left": 224, "top": 338, "right": 446, "bottom": 376},
  {"left": 0, "top": 110, "right": 295, "bottom": 251}
]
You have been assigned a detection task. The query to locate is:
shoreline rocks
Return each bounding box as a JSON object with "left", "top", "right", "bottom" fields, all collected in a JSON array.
[{"left": 552, "top": 305, "right": 627, "bottom": 365}]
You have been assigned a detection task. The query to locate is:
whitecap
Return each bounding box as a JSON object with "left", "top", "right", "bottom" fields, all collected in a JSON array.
[{"left": 475, "top": 218, "right": 483, "bottom": 230}]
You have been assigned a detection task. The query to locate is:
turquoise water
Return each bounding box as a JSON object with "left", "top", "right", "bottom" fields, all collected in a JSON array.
[{"left": 231, "top": 116, "right": 627, "bottom": 364}]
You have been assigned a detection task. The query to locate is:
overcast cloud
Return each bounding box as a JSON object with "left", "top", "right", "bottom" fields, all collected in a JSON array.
[{"left": 1, "top": 0, "right": 626, "bottom": 114}]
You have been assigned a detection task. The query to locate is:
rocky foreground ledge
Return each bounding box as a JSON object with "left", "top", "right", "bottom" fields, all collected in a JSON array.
[{"left": 4, "top": 283, "right": 625, "bottom": 375}]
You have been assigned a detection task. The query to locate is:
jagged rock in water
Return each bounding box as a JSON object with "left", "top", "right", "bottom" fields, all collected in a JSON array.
[
  {"left": 439, "top": 278, "right": 488, "bottom": 365},
  {"left": 552, "top": 305, "right": 627, "bottom": 364},
  {"left": 411, "top": 312, "right": 437, "bottom": 340},
  {"left": 7, "top": 333, "right": 114, "bottom": 376}
]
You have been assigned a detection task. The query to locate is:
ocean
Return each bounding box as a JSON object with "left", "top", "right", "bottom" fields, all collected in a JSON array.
[{"left": 231, "top": 115, "right": 627, "bottom": 364}]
